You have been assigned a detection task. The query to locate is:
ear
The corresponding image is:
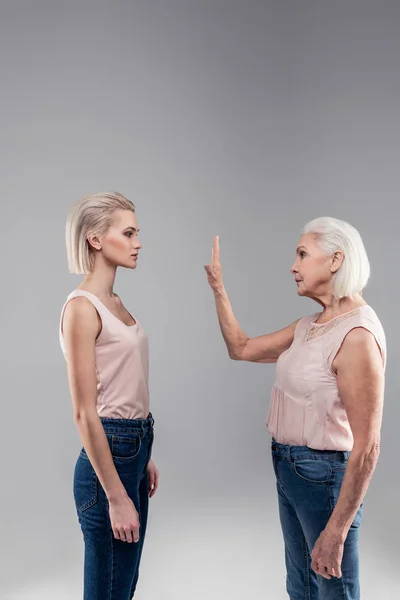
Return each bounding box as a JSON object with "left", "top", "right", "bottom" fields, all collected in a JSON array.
[
  {"left": 87, "top": 232, "right": 102, "bottom": 251},
  {"left": 330, "top": 251, "right": 344, "bottom": 273}
]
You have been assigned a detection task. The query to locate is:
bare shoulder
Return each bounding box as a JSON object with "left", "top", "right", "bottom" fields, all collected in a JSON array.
[
  {"left": 62, "top": 296, "right": 100, "bottom": 338},
  {"left": 335, "top": 326, "right": 384, "bottom": 371},
  {"left": 342, "top": 326, "right": 382, "bottom": 353}
]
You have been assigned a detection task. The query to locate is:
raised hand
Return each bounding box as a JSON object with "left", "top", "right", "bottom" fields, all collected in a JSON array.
[{"left": 204, "top": 235, "right": 224, "bottom": 293}]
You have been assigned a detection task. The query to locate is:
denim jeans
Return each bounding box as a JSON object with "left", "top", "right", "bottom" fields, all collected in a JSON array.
[
  {"left": 73, "top": 414, "right": 154, "bottom": 600},
  {"left": 271, "top": 440, "right": 363, "bottom": 600}
]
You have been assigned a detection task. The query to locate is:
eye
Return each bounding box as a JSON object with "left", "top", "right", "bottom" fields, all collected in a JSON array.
[{"left": 299, "top": 251, "right": 306, "bottom": 258}]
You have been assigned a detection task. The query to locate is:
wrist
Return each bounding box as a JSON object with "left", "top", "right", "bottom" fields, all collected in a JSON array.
[
  {"left": 107, "top": 489, "right": 129, "bottom": 505},
  {"left": 213, "top": 285, "right": 225, "bottom": 296},
  {"left": 324, "top": 521, "right": 348, "bottom": 543}
]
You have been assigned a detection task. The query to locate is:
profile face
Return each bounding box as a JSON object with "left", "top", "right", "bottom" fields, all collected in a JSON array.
[
  {"left": 290, "top": 233, "right": 334, "bottom": 298},
  {"left": 99, "top": 209, "right": 142, "bottom": 270}
]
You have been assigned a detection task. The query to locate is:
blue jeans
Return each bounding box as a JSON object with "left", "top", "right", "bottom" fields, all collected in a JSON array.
[
  {"left": 271, "top": 440, "right": 363, "bottom": 600},
  {"left": 73, "top": 414, "right": 154, "bottom": 600}
]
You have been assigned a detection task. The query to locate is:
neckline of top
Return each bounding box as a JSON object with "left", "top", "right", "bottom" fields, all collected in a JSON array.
[
  {"left": 310, "top": 304, "right": 369, "bottom": 327},
  {"left": 71, "top": 289, "right": 138, "bottom": 329}
]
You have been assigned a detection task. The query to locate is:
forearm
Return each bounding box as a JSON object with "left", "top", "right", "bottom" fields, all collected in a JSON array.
[
  {"left": 213, "top": 286, "right": 248, "bottom": 358},
  {"left": 327, "top": 444, "right": 380, "bottom": 540},
  {"left": 74, "top": 410, "right": 127, "bottom": 502}
]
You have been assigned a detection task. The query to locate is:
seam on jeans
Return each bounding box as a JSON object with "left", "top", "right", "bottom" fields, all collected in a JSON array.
[
  {"left": 302, "top": 532, "right": 311, "bottom": 600},
  {"left": 328, "top": 482, "right": 348, "bottom": 600},
  {"left": 340, "top": 577, "right": 347, "bottom": 599},
  {"left": 109, "top": 514, "right": 114, "bottom": 600}
]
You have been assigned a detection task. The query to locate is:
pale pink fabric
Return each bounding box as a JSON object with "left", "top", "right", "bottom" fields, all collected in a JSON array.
[
  {"left": 59, "top": 290, "right": 149, "bottom": 420},
  {"left": 267, "top": 305, "right": 386, "bottom": 451}
]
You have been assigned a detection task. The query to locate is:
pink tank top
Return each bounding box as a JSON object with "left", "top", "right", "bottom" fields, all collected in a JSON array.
[
  {"left": 267, "top": 305, "right": 386, "bottom": 451},
  {"left": 59, "top": 290, "right": 150, "bottom": 420}
]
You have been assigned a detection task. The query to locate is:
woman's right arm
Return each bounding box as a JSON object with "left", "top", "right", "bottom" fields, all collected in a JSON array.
[
  {"left": 62, "top": 297, "right": 140, "bottom": 543},
  {"left": 205, "top": 236, "right": 299, "bottom": 362},
  {"left": 211, "top": 286, "right": 299, "bottom": 362}
]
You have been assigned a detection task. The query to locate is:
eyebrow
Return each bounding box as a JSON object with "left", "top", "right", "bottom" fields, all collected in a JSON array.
[
  {"left": 124, "top": 227, "right": 139, "bottom": 233},
  {"left": 296, "top": 246, "right": 306, "bottom": 253}
]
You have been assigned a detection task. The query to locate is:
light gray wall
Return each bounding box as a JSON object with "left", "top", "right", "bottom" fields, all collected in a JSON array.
[{"left": 0, "top": 1, "right": 398, "bottom": 598}]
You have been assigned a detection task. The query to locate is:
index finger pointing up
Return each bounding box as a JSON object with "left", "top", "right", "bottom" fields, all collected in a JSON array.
[{"left": 212, "top": 235, "right": 220, "bottom": 263}]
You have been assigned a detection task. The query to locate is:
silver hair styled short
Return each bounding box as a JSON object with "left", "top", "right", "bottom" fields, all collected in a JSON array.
[
  {"left": 65, "top": 192, "right": 136, "bottom": 274},
  {"left": 302, "top": 216, "right": 370, "bottom": 299}
]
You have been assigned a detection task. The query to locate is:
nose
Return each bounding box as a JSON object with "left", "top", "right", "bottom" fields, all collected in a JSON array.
[{"left": 290, "top": 261, "right": 298, "bottom": 274}]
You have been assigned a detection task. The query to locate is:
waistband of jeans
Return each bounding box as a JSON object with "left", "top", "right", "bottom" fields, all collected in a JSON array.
[
  {"left": 271, "top": 439, "right": 350, "bottom": 461},
  {"left": 100, "top": 412, "right": 154, "bottom": 434}
]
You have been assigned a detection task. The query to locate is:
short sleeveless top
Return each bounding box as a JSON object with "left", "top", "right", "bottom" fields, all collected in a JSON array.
[
  {"left": 59, "top": 290, "right": 150, "bottom": 420},
  {"left": 267, "top": 305, "right": 386, "bottom": 451}
]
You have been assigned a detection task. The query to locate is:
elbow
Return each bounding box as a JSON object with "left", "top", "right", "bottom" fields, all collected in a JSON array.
[
  {"left": 73, "top": 407, "right": 98, "bottom": 426},
  {"left": 228, "top": 346, "right": 244, "bottom": 360},
  {"left": 228, "top": 338, "right": 249, "bottom": 361}
]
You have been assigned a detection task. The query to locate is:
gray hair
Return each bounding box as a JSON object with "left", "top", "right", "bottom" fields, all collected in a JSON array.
[{"left": 303, "top": 216, "right": 370, "bottom": 299}]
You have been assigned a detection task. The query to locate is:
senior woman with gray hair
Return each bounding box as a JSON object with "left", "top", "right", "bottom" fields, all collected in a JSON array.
[{"left": 205, "top": 217, "right": 386, "bottom": 600}]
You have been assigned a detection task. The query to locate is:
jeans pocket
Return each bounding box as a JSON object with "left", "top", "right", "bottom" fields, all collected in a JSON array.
[
  {"left": 111, "top": 433, "right": 142, "bottom": 462},
  {"left": 73, "top": 456, "right": 98, "bottom": 513},
  {"left": 293, "top": 459, "right": 332, "bottom": 484}
]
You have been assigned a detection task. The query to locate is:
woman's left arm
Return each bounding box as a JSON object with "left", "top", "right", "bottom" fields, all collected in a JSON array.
[
  {"left": 311, "top": 327, "right": 385, "bottom": 579},
  {"left": 327, "top": 326, "right": 385, "bottom": 537}
]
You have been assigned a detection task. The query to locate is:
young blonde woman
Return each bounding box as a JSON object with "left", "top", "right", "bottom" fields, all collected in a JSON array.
[{"left": 59, "top": 192, "right": 158, "bottom": 600}]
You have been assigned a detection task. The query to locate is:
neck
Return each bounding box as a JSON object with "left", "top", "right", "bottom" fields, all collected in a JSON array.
[
  {"left": 313, "top": 293, "right": 365, "bottom": 319},
  {"left": 80, "top": 262, "right": 117, "bottom": 298}
]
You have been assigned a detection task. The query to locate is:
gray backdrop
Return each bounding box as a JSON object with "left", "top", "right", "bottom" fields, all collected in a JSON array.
[{"left": 0, "top": 1, "right": 399, "bottom": 598}]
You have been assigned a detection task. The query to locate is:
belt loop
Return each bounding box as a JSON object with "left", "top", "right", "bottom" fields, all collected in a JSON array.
[{"left": 287, "top": 445, "right": 292, "bottom": 462}]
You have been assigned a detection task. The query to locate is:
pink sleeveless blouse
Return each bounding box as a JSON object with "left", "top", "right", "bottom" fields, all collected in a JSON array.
[
  {"left": 267, "top": 305, "right": 386, "bottom": 451},
  {"left": 59, "top": 290, "right": 150, "bottom": 420}
]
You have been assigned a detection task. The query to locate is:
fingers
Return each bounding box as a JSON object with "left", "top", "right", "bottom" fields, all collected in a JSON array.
[
  {"left": 332, "top": 565, "right": 342, "bottom": 579},
  {"left": 124, "top": 527, "right": 133, "bottom": 544},
  {"left": 132, "top": 524, "right": 140, "bottom": 543},
  {"left": 148, "top": 466, "right": 159, "bottom": 498},
  {"left": 211, "top": 235, "right": 220, "bottom": 264},
  {"left": 312, "top": 559, "right": 330, "bottom": 579},
  {"left": 113, "top": 523, "right": 140, "bottom": 543},
  {"left": 149, "top": 469, "right": 159, "bottom": 498},
  {"left": 148, "top": 474, "right": 155, "bottom": 497},
  {"left": 321, "top": 567, "right": 332, "bottom": 580},
  {"left": 312, "top": 561, "right": 340, "bottom": 580}
]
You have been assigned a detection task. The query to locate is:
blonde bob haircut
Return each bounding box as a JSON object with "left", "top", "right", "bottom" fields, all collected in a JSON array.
[
  {"left": 66, "top": 192, "right": 136, "bottom": 274},
  {"left": 302, "top": 216, "right": 370, "bottom": 299}
]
